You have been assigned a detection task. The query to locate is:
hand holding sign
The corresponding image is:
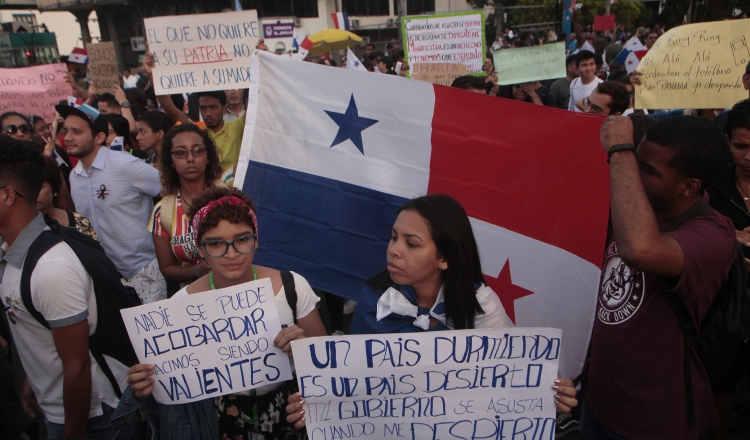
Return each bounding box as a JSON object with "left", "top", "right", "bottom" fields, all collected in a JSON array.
[
  {"left": 290, "top": 328, "right": 571, "bottom": 439},
  {"left": 120, "top": 278, "right": 293, "bottom": 404}
]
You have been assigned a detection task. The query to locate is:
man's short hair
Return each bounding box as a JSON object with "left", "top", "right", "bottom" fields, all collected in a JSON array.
[
  {"left": 745, "top": 61, "right": 750, "bottom": 75},
  {"left": 451, "top": 75, "right": 486, "bottom": 92},
  {"left": 0, "top": 136, "right": 45, "bottom": 203},
  {"left": 575, "top": 50, "right": 596, "bottom": 68},
  {"left": 725, "top": 99, "right": 750, "bottom": 138},
  {"left": 97, "top": 93, "right": 120, "bottom": 109},
  {"left": 196, "top": 90, "right": 227, "bottom": 106},
  {"left": 377, "top": 56, "right": 394, "bottom": 70},
  {"left": 596, "top": 81, "right": 630, "bottom": 115},
  {"left": 646, "top": 116, "right": 729, "bottom": 189},
  {"left": 565, "top": 55, "right": 576, "bottom": 67},
  {"left": 366, "top": 43, "right": 375, "bottom": 49}
]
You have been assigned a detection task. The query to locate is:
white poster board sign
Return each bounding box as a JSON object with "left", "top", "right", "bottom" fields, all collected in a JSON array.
[
  {"left": 145, "top": 10, "right": 260, "bottom": 95},
  {"left": 402, "top": 11, "right": 486, "bottom": 76},
  {"left": 121, "top": 278, "right": 292, "bottom": 404},
  {"left": 292, "top": 327, "right": 561, "bottom": 439}
]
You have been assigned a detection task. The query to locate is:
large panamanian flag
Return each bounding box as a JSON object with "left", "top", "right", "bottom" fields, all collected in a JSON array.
[{"left": 236, "top": 51, "right": 610, "bottom": 378}]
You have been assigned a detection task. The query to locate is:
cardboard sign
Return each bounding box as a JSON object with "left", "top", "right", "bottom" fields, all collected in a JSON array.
[
  {"left": 145, "top": 10, "right": 260, "bottom": 95},
  {"left": 86, "top": 41, "right": 119, "bottom": 94},
  {"left": 410, "top": 62, "right": 468, "bottom": 86},
  {"left": 635, "top": 18, "right": 750, "bottom": 109},
  {"left": 121, "top": 278, "right": 293, "bottom": 404},
  {"left": 0, "top": 63, "right": 72, "bottom": 123},
  {"left": 493, "top": 42, "right": 567, "bottom": 85},
  {"left": 292, "top": 327, "right": 562, "bottom": 439},
  {"left": 593, "top": 15, "right": 616, "bottom": 32},
  {"left": 402, "top": 11, "right": 485, "bottom": 76}
]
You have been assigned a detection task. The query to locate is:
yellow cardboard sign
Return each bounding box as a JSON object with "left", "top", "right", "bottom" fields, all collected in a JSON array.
[
  {"left": 635, "top": 18, "right": 750, "bottom": 109},
  {"left": 411, "top": 63, "right": 468, "bottom": 86}
]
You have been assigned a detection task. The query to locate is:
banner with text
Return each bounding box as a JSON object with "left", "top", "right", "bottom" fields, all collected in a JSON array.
[
  {"left": 86, "top": 41, "right": 119, "bottom": 94},
  {"left": 121, "top": 278, "right": 293, "bottom": 404},
  {"left": 493, "top": 43, "right": 567, "bottom": 85},
  {"left": 635, "top": 18, "right": 750, "bottom": 109},
  {"left": 0, "top": 63, "right": 72, "bottom": 124},
  {"left": 145, "top": 10, "right": 260, "bottom": 95},
  {"left": 411, "top": 63, "right": 468, "bottom": 86},
  {"left": 402, "top": 11, "right": 485, "bottom": 77},
  {"left": 292, "top": 327, "right": 561, "bottom": 440}
]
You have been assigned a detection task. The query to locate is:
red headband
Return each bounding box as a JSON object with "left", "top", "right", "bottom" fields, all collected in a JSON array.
[{"left": 191, "top": 196, "right": 258, "bottom": 243}]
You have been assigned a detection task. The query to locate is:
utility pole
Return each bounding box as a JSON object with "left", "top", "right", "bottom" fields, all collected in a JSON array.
[{"left": 397, "top": 0, "right": 407, "bottom": 46}]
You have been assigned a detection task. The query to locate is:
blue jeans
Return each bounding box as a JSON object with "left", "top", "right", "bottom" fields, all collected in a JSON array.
[
  {"left": 45, "top": 403, "right": 114, "bottom": 440},
  {"left": 580, "top": 401, "right": 630, "bottom": 440}
]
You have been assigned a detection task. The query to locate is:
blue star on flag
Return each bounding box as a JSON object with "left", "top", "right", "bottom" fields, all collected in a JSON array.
[
  {"left": 354, "top": 60, "right": 360, "bottom": 67},
  {"left": 325, "top": 94, "right": 378, "bottom": 154}
]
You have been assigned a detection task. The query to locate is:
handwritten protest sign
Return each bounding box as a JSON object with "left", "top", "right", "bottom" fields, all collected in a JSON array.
[
  {"left": 292, "top": 327, "right": 561, "bottom": 439},
  {"left": 493, "top": 42, "right": 567, "bottom": 85},
  {"left": 0, "top": 63, "right": 71, "bottom": 123},
  {"left": 145, "top": 10, "right": 260, "bottom": 95},
  {"left": 411, "top": 63, "right": 468, "bottom": 86},
  {"left": 635, "top": 18, "right": 750, "bottom": 109},
  {"left": 402, "top": 11, "right": 485, "bottom": 76},
  {"left": 593, "top": 15, "right": 616, "bottom": 32},
  {"left": 121, "top": 278, "right": 292, "bottom": 404},
  {"left": 86, "top": 41, "right": 119, "bottom": 94}
]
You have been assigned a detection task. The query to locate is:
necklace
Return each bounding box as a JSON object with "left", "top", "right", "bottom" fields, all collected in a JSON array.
[
  {"left": 736, "top": 176, "right": 750, "bottom": 201},
  {"left": 208, "top": 265, "right": 257, "bottom": 290}
]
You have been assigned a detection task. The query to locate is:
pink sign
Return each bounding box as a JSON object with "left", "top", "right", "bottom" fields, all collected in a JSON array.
[{"left": 0, "top": 63, "right": 73, "bottom": 123}]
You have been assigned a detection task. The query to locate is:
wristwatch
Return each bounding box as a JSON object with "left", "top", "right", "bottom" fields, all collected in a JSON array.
[
  {"left": 607, "top": 143, "right": 636, "bottom": 162},
  {"left": 120, "top": 102, "right": 131, "bottom": 108}
]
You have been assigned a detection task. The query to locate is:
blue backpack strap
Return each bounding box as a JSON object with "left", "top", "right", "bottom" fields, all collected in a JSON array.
[{"left": 19, "top": 230, "right": 65, "bottom": 329}]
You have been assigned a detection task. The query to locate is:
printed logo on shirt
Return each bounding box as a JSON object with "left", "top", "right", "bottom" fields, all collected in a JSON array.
[{"left": 597, "top": 242, "right": 644, "bottom": 325}]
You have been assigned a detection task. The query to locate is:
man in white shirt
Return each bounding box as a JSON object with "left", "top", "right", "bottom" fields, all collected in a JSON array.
[
  {"left": 0, "top": 137, "right": 127, "bottom": 438},
  {"left": 568, "top": 50, "right": 603, "bottom": 112},
  {"left": 122, "top": 68, "right": 139, "bottom": 89}
]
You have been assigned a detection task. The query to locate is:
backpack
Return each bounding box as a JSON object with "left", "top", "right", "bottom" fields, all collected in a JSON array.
[
  {"left": 20, "top": 216, "right": 142, "bottom": 398},
  {"left": 664, "top": 201, "right": 750, "bottom": 427},
  {"left": 280, "top": 270, "right": 332, "bottom": 334}
]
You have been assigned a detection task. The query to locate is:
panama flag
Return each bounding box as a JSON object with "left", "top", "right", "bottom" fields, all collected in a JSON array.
[
  {"left": 614, "top": 36, "right": 648, "bottom": 73},
  {"left": 236, "top": 51, "right": 610, "bottom": 378},
  {"left": 346, "top": 48, "right": 368, "bottom": 72},
  {"left": 69, "top": 47, "right": 88, "bottom": 64},
  {"left": 331, "top": 12, "right": 350, "bottom": 30},
  {"left": 295, "top": 37, "right": 314, "bottom": 60}
]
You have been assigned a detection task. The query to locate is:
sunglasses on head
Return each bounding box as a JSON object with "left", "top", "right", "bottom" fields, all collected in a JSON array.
[{"left": 3, "top": 124, "right": 33, "bottom": 135}]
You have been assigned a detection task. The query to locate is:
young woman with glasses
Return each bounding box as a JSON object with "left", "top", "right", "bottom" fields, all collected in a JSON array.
[
  {"left": 147, "top": 124, "right": 223, "bottom": 286},
  {"left": 128, "top": 187, "right": 327, "bottom": 440}
]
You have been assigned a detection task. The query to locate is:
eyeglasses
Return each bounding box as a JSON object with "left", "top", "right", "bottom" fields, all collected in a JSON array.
[
  {"left": 171, "top": 147, "right": 207, "bottom": 159},
  {"left": 583, "top": 97, "right": 606, "bottom": 115},
  {"left": 3, "top": 124, "right": 33, "bottom": 135},
  {"left": 201, "top": 235, "right": 257, "bottom": 258},
  {"left": 0, "top": 186, "right": 24, "bottom": 198}
]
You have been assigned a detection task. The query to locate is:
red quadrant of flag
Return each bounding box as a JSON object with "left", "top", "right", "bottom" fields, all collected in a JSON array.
[{"left": 427, "top": 85, "right": 610, "bottom": 317}]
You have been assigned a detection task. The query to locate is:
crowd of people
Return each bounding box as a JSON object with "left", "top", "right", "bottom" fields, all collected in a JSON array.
[{"left": 1, "top": 8, "right": 750, "bottom": 440}]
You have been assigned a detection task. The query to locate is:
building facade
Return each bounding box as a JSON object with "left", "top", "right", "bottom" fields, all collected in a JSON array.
[{"left": 33, "top": 0, "right": 481, "bottom": 70}]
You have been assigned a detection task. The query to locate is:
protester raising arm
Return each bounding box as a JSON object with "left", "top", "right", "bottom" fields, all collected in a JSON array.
[
  {"left": 113, "top": 86, "right": 137, "bottom": 134},
  {"left": 571, "top": 10, "right": 586, "bottom": 51},
  {"left": 142, "top": 48, "right": 190, "bottom": 125}
]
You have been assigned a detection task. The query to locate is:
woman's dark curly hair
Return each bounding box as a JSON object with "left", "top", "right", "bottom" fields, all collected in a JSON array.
[
  {"left": 159, "top": 123, "right": 222, "bottom": 196},
  {"left": 187, "top": 187, "right": 257, "bottom": 244}
]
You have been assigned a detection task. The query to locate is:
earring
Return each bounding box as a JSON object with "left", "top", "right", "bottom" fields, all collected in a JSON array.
[
  {"left": 440, "top": 265, "right": 446, "bottom": 270},
  {"left": 53, "top": 193, "right": 59, "bottom": 197}
]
